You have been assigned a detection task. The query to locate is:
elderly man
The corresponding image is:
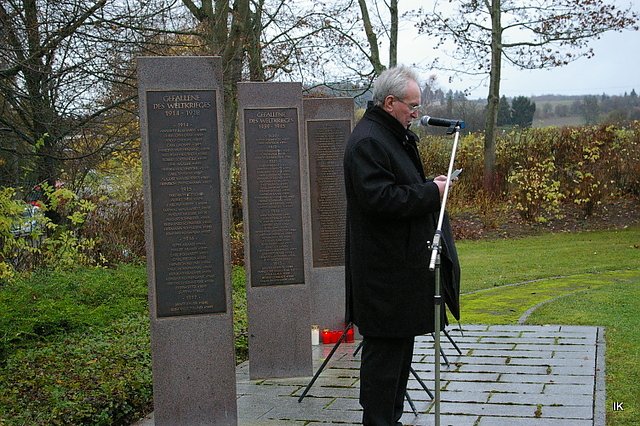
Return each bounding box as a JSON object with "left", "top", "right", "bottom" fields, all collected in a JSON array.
[{"left": 344, "top": 65, "right": 460, "bottom": 425}]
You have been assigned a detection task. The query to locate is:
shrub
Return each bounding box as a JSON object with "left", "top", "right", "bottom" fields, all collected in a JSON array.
[
  {"left": 81, "top": 194, "right": 146, "bottom": 266},
  {"left": 0, "top": 184, "right": 102, "bottom": 282},
  {"left": 507, "top": 157, "right": 563, "bottom": 222},
  {"left": 0, "top": 265, "right": 150, "bottom": 425},
  {"left": 232, "top": 266, "right": 248, "bottom": 363},
  {"left": 556, "top": 126, "right": 615, "bottom": 216},
  {"left": 79, "top": 153, "right": 146, "bottom": 265},
  {"left": 0, "top": 314, "right": 152, "bottom": 426},
  {"left": 0, "top": 187, "right": 36, "bottom": 282},
  {"left": 417, "top": 124, "right": 640, "bottom": 224}
]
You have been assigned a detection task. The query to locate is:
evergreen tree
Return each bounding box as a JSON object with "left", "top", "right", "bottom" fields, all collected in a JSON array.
[
  {"left": 630, "top": 89, "right": 638, "bottom": 106},
  {"left": 511, "top": 96, "right": 536, "bottom": 127},
  {"left": 497, "top": 95, "right": 511, "bottom": 126},
  {"left": 582, "top": 95, "right": 600, "bottom": 125}
]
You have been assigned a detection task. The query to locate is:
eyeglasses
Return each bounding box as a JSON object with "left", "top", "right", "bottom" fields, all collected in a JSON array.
[{"left": 394, "top": 97, "right": 422, "bottom": 113}]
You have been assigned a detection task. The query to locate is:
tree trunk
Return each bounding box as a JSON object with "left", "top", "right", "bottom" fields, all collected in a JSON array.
[
  {"left": 484, "top": 0, "right": 502, "bottom": 194},
  {"left": 389, "top": 0, "right": 398, "bottom": 67},
  {"left": 247, "top": 0, "right": 266, "bottom": 81},
  {"left": 357, "top": 0, "right": 385, "bottom": 75},
  {"left": 186, "top": 0, "right": 250, "bottom": 186},
  {"left": 216, "top": 0, "right": 249, "bottom": 199}
]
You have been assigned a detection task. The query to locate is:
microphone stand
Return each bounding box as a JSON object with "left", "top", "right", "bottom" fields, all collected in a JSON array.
[{"left": 429, "top": 123, "right": 462, "bottom": 426}]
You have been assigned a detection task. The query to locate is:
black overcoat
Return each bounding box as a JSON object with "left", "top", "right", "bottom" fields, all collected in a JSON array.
[{"left": 344, "top": 106, "right": 460, "bottom": 337}]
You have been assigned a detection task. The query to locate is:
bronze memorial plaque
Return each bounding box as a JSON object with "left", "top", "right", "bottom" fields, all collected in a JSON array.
[
  {"left": 147, "top": 90, "right": 225, "bottom": 317},
  {"left": 307, "top": 119, "right": 349, "bottom": 268},
  {"left": 244, "top": 108, "right": 305, "bottom": 287}
]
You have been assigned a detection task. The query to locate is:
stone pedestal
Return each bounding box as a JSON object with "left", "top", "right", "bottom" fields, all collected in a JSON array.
[
  {"left": 303, "top": 98, "right": 354, "bottom": 331},
  {"left": 138, "top": 56, "right": 237, "bottom": 425},
  {"left": 238, "top": 82, "right": 313, "bottom": 379}
]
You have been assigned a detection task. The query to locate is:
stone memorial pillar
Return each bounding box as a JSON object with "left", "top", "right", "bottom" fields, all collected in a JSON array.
[
  {"left": 303, "top": 98, "right": 354, "bottom": 331},
  {"left": 239, "top": 82, "right": 313, "bottom": 379},
  {"left": 138, "top": 56, "right": 237, "bottom": 425}
]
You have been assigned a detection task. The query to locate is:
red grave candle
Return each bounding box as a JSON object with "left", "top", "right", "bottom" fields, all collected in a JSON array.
[
  {"left": 346, "top": 327, "right": 355, "bottom": 343},
  {"left": 321, "top": 328, "right": 332, "bottom": 344}
]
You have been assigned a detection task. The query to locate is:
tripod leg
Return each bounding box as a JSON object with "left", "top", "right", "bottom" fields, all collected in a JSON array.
[
  {"left": 353, "top": 340, "right": 363, "bottom": 357},
  {"left": 410, "top": 366, "right": 434, "bottom": 400},
  {"left": 440, "top": 348, "right": 450, "bottom": 366},
  {"left": 443, "top": 329, "right": 462, "bottom": 356},
  {"left": 405, "top": 391, "right": 418, "bottom": 415},
  {"left": 431, "top": 333, "right": 450, "bottom": 366},
  {"left": 298, "top": 323, "right": 351, "bottom": 403}
]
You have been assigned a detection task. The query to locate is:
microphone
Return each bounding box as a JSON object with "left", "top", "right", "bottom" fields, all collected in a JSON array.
[{"left": 420, "top": 115, "right": 465, "bottom": 129}]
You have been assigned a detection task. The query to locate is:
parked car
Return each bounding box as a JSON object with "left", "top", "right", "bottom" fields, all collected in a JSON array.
[{"left": 10, "top": 203, "right": 43, "bottom": 238}]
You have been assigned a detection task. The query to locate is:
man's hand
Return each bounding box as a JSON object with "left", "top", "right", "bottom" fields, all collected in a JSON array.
[{"left": 433, "top": 175, "right": 452, "bottom": 197}]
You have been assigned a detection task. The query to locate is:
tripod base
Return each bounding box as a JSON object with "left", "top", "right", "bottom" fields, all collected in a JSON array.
[{"left": 298, "top": 323, "right": 352, "bottom": 402}]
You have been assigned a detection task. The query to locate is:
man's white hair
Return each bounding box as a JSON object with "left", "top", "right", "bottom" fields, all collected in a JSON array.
[{"left": 372, "top": 65, "right": 420, "bottom": 106}]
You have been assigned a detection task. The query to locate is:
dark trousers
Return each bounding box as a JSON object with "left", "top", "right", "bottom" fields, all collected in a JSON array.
[{"left": 360, "top": 335, "right": 415, "bottom": 426}]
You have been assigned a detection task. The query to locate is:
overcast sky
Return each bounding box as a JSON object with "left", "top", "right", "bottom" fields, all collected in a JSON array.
[{"left": 395, "top": 2, "right": 640, "bottom": 100}]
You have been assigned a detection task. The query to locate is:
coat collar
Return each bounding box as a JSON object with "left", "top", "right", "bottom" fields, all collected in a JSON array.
[
  {"left": 364, "top": 105, "right": 414, "bottom": 142},
  {"left": 365, "top": 105, "right": 425, "bottom": 180}
]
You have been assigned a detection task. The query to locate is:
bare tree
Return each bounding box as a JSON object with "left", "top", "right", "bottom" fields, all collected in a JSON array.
[
  {"left": 412, "top": 0, "right": 638, "bottom": 192},
  {"left": 331, "top": 0, "right": 399, "bottom": 78},
  {"left": 0, "top": 0, "right": 176, "bottom": 195},
  {"left": 179, "top": 0, "right": 356, "bottom": 173}
]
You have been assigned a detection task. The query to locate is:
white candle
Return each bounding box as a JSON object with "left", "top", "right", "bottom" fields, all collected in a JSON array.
[{"left": 311, "top": 325, "right": 320, "bottom": 345}]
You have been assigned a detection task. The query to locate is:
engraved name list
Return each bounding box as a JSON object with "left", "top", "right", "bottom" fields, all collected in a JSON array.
[{"left": 147, "top": 90, "right": 226, "bottom": 317}]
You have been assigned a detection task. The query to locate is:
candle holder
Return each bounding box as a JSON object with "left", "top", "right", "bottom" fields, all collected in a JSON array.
[
  {"left": 321, "top": 328, "right": 332, "bottom": 344},
  {"left": 346, "top": 327, "right": 355, "bottom": 343}
]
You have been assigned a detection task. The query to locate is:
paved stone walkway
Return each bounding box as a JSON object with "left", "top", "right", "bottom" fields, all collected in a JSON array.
[{"left": 135, "top": 324, "right": 605, "bottom": 425}]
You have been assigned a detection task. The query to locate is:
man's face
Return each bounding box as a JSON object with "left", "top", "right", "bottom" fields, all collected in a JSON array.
[{"left": 384, "top": 80, "right": 421, "bottom": 128}]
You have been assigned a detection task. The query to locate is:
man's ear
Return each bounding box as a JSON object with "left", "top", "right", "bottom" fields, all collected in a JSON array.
[{"left": 382, "top": 95, "right": 394, "bottom": 113}]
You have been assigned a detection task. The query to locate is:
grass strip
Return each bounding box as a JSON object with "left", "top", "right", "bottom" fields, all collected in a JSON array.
[{"left": 459, "top": 270, "right": 640, "bottom": 324}]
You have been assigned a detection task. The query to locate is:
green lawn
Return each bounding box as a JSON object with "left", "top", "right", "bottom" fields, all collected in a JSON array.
[{"left": 456, "top": 227, "right": 640, "bottom": 293}]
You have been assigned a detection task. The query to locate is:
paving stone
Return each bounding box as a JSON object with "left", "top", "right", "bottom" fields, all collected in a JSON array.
[
  {"left": 542, "top": 404, "right": 594, "bottom": 420},
  {"left": 292, "top": 386, "right": 357, "bottom": 399},
  {"left": 490, "top": 324, "right": 561, "bottom": 332},
  {"left": 511, "top": 357, "right": 590, "bottom": 367},
  {"left": 550, "top": 366, "right": 596, "bottom": 376},
  {"left": 475, "top": 349, "right": 556, "bottom": 358},
  {"left": 449, "top": 343, "right": 515, "bottom": 351},
  {"left": 543, "top": 383, "right": 595, "bottom": 395},
  {"left": 236, "top": 383, "right": 303, "bottom": 397},
  {"left": 514, "top": 343, "right": 586, "bottom": 351},
  {"left": 498, "top": 373, "right": 594, "bottom": 385},
  {"left": 438, "top": 391, "right": 492, "bottom": 403},
  {"left": 458, "top": 364, "right": 550, "bottom": 375},
  {"left": 445, "top": 380, "right": 545, "bottom": 394},
  {"left": 552, "top": 350, "right": 595, "bottom": 359},
  {"left": 451, "top": 356, "right": 512, "bottom": 365},
  {"left": 441, "top": 372, "right": 501, "bottom": 382},
  {"left": 480, "top": 337, "right": 557, "bottom": 345},
  {"left": 487, "top": 392, "right": 593, "bottom": 407},
  {"left": 439, "top": 401, "right": 541, "bottom": 417}
]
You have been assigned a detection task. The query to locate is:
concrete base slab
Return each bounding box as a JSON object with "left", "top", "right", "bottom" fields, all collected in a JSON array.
[{"left": 134, "top": 324, "right": 605, "bottom": 425}]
